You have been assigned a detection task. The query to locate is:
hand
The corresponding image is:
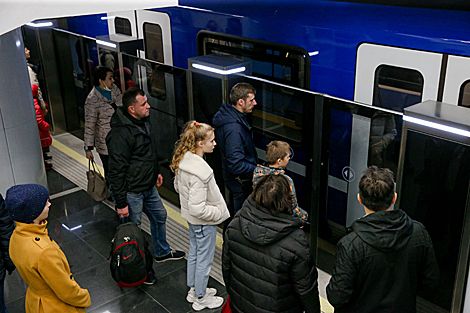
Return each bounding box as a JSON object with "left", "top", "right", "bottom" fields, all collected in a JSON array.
[
  {"left": 117, "top": 206, "right": 129, "bottom": 218},
  {"left": 156, "top": 174, "right": 163, "bottom": 187},
  {"left": 42, "top": 108, "right": 48, "bottom": 115},
  {"left": 85, "top": 151, "right": 94, "bottom": 160}
]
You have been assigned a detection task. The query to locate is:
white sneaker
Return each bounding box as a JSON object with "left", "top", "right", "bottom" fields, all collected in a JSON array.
[
  {"left": 186, "top": 286, "right": 217, "bottom": 303},
  {"left": 192, "top": 293, "right": 224, "bottom": 311}
]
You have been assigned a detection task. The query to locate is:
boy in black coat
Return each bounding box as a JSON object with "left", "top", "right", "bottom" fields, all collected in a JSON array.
[{"left": 326, "top": 166, "right": 439, "bottom": 313}]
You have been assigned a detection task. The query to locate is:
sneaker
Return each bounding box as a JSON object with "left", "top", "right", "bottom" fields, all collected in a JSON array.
[
  {"left": 186, "top": 287, "right": 217, "bottom": 303},
  {"left": 154, "top": 250, "right": 185, "bottom": 263},
  {"left": 192, "top": 293, "right": 224, "bottom": 311},
  {"left": 44, "top": 154, "right": 52, "bottom": 161},
  {"left": 143, "top": 272, "right": 157, "bottom": 285}
]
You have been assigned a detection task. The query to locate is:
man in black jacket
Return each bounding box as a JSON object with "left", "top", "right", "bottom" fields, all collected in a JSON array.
[
  {"left": 106, "top": 88, "right": 184, "bottom": 272},
  {"left": 326, "top": 166, "right": 439, "bottom": 313}
]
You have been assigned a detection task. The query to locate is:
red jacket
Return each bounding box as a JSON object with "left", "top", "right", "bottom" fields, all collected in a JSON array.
[{"left": 32, "top": 84, "right": 52, "bottom": 148}]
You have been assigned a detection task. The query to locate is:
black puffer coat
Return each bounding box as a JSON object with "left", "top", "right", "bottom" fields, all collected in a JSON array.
[
  {"left": 106, "top": 107, "right": 160, "bottom": 209},
  {"left": 326, "top": 210, "right": 439, "bottom": 313},
  {"left": 0, "top": 194, "right": 15, "bottom": 281},
  {"left": 222, "top": 196, "right": 320, "bottom": 313}
]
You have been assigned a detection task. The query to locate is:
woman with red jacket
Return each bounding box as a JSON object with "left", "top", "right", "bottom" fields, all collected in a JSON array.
[{"left": 32, "top": 84, "right": 52, "bottom": 170}]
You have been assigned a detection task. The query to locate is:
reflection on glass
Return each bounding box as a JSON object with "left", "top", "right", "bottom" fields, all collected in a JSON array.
[
  {"left": 368, "top": 112, "right": 397, "bottom": 168},
  {"left": 401, "top": 130, "right": 470, "bottom": 312}
]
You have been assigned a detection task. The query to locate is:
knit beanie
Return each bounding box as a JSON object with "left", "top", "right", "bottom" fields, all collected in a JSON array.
[{"left": 5, "top": 184, "right": 49, "bottom": 223}]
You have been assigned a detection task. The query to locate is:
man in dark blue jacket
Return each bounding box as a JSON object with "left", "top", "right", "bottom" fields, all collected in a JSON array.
[
  {"left": 213, "top": 82, "right": 258, "bottom": 218},
  {"left": 326, "top": 166, "right": 439, "bottom": 313}
]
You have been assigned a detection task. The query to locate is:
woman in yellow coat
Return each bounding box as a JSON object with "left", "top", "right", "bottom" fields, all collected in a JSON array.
[{"left": 5, "top": 184, "right": 91, "bottom": 313}]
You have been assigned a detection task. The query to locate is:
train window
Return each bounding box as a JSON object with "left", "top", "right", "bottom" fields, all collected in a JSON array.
[
  {"left": 143, "top": 23, "right": 166, "bottom": 100},
  {"left": 197, "top": 31, "right": 310, "bottom": 89},
  {"left": 458, "top": 80, "right": 470, "bottom": 108},
  {"left": 114, "top": 17, "right": 132, "bottom": 36},
  {"left": 373, "top": 65, "right": 424, "bottom": 112}
]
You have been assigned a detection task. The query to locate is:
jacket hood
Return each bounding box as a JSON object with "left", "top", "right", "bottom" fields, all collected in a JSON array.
[
  {"left": 178, "top": 151, "right": 213, "bottom": 183},
  {"left": 253, "top": 165, "right": 285, "bottom": 184},
  {"left": 351, "top": 209, "right": 413, "bottom": 251},
  {"left": 110, "top": 106, "right": 147, "bottom": 136},
  {"left": 213, "top": 103, "right": 250, "bottom": 129},
  {"left": 237, "top": 196, "right": 302, "bottom": 246}
]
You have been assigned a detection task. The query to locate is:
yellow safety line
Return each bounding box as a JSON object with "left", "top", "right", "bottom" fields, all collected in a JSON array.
[{"left": 52, "top": 138, "right": 334, "bottom": 313}]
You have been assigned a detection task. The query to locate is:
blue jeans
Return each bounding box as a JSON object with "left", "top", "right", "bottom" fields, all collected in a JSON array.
[
  {"left": 187, "top": 223, "right": 217, "bottom": 297},
  {"left": 127, "top": 187, "right": 171, "bottom": 258}
]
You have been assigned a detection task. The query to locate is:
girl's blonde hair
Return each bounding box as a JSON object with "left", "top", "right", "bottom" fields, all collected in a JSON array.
[{"left": 170, "top": 121, "right": 214, "bottom": 175}]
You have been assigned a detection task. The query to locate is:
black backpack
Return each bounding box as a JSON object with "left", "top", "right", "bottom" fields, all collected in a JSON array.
[{"left": 109, "top": 222, "right": 153, "bottom": 288}]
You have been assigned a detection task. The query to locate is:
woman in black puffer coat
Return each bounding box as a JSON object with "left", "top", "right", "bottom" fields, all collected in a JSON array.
[
  {"left": 0, "top": 194, "right": 16, "bottom": 313},
  {"left": 222, "top": 175, "right": 320, "bottom": 313}
]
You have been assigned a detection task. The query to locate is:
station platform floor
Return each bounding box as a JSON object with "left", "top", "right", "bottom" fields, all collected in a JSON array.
[{"left": 3, "top": 132, "right": 333, "bottom": 313}]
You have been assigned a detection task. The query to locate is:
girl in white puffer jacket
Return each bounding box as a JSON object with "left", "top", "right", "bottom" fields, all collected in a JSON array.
[{"left": 170, "top": 121, "right": 230, "bottom": 311}]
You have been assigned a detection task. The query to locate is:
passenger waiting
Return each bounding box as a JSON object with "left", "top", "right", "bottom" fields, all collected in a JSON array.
[
  {"left": 170, "top": 121, "right": 230, "bottom": 311},
  {"left": 223, "top": 174, "right": 321, "bottom": 313},
  {"left": 84, "top": 66, "right": 122, "bottom": 181},
  {"left": 327, "top": 166, "right": 439, "bottom": 313},
  {"left": 253, "top": 140, "right": 308, "bottom": 222},
  {"left": 6, "top": 184, "right": 91, "bottom": 313}
]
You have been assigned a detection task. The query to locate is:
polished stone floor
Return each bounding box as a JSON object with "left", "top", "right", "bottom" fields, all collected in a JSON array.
[{"left": 4, "top": 169, "right": 227, "bottom": 313}]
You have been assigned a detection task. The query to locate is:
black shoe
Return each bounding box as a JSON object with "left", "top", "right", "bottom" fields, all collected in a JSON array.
[
  {"left": 143, "top": 272, "right": 157, "bottom": 285},
  {"left": 154, "top": 250, "right": 185, "bottom": 263},
  {"left": 44, "top": 154, "right": 52, "bottom": 161}
]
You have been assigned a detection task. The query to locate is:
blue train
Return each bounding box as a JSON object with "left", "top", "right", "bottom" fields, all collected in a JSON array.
[{"left": 24, "top": 1, "right": 470, "bottom": 312}]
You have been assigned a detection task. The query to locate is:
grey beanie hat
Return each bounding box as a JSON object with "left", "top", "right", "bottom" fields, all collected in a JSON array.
[{"left": 5, "top": 184, "right": 49, "bottom": 223}]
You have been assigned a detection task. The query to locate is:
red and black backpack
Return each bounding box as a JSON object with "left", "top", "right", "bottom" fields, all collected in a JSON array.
[{"left": 109, "top": 222, "right": 153, "bottom": 288}]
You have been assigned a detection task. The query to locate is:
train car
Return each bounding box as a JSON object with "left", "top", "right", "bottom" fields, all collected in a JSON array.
[{"left": 10, "top": 1, "right": 470, "bottom": 312}]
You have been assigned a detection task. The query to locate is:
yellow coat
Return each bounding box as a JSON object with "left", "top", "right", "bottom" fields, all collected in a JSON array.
[{"left": 9, "top": 221, "right": 91, "bottom": 313}]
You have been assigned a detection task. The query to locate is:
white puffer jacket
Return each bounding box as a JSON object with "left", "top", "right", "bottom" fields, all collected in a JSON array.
[{"left": 174, "top": 151, "right": 230, "bottom": 225}]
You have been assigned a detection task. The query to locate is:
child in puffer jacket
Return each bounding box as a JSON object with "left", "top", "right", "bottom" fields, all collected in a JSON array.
[
  {"left": 32, "top": 84, "right": 52, "bottom": 170},
  {"left": 253, "top": 140, "right": 309, "bottom": 223}
]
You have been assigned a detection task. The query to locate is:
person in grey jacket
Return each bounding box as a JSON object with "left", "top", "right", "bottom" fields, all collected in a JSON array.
[
  {"left": 171, "top": 121, "right": 230, "bottom": 311},
  {"left": 84, "top": 66, "right": 122, "bottom": 178}
]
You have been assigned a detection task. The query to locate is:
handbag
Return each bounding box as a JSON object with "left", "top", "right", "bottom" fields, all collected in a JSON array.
[
  {"left": 221, "top": 295, "right": 231, "bottom": 313},
  {"left": 86, "top": 159, "right": 110, "bottom": 201}
]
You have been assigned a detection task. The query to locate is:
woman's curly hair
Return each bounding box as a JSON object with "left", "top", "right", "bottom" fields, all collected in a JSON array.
[{"left": 170, "top": 121, "right": 214, "bottom": 175}]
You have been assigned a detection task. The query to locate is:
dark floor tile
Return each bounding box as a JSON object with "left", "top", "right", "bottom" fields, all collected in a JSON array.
[
  {"left": 49, "top": 190, "right": 102, "bottom": 220},
  {"left": 4, "top": 271, "right": 27, "bottom": 305},
  {"left": 154, "top": 258, "right": 187, "bottom": 279},
  {"left": 46, "top": 218, "right": 80, "bottom": 246},
  {"left": 82, "top": 227, "right": 117, "bottom": 260},
  {"left": 74, "top": 262, "right": 139, "bottom": 311},
  {"left": 61, "top": 239, "right": 107, "bottom": 275},
  {"left": 57, "top": 204, "right": 120, "bottom": 239},
  {"left": 46, "top": 169, "right": 77, "bottom": 195},
  {"left": 5, "top": 296, "right": 25, "bottom": 313},
  {"left": 89, "top": 288, "right": 168, "bottom": 313}
]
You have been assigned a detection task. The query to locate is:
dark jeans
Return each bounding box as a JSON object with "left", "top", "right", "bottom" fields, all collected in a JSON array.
[{"left": 223, "top": 183, "right": 253, "bottom": 234}]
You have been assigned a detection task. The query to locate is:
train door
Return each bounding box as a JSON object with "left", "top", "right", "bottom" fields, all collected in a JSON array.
[
  {"left": 107, "top": 11, "right": 137, "bottom": 37},
  {"left": 333, "top": 43, "right": 443, "bottom": 226},
  {"left": 442, "top": 55, "right": 470, "bottom": 107}
]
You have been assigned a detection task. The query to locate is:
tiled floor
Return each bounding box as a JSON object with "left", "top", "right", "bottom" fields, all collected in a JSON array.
[{"left": 4, "top": 170, "right": 227, "bottom": 313}]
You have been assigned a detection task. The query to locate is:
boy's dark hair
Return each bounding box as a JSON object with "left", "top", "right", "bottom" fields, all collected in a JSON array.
[
  {"left": 252, "top": 175, "right": 293, "bottom": 215},
  {"left": 266, "top": 141, "right": 290, "bottom": 165},
  {"left": 122, "top": 88, "right": 146, "bottom": 112},
  {"left": 359, "top": 166, "right": 395, "bottom": 212},
  {"left": 229, "top": 82, "right": 256, "bottom": 105},
  {"left": 93, "top": 66, "right": 113, "bottom": 86}
]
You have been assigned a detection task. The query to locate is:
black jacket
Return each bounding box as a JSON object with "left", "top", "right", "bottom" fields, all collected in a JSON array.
[
  {"left": 222, "top": 196, "right": 320, "bottom": 313},
  {"left": 106, "top": 107, "right": 160, "bottom": 208},
  {"left": 326, "top": 209, "right": 439, "bottom": 313},
  {"left": 213, "top": 103, "right": 258, "bottom": 193},
  {"left": 0, "top": 194, "right": 15, "bottom": 281}
]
